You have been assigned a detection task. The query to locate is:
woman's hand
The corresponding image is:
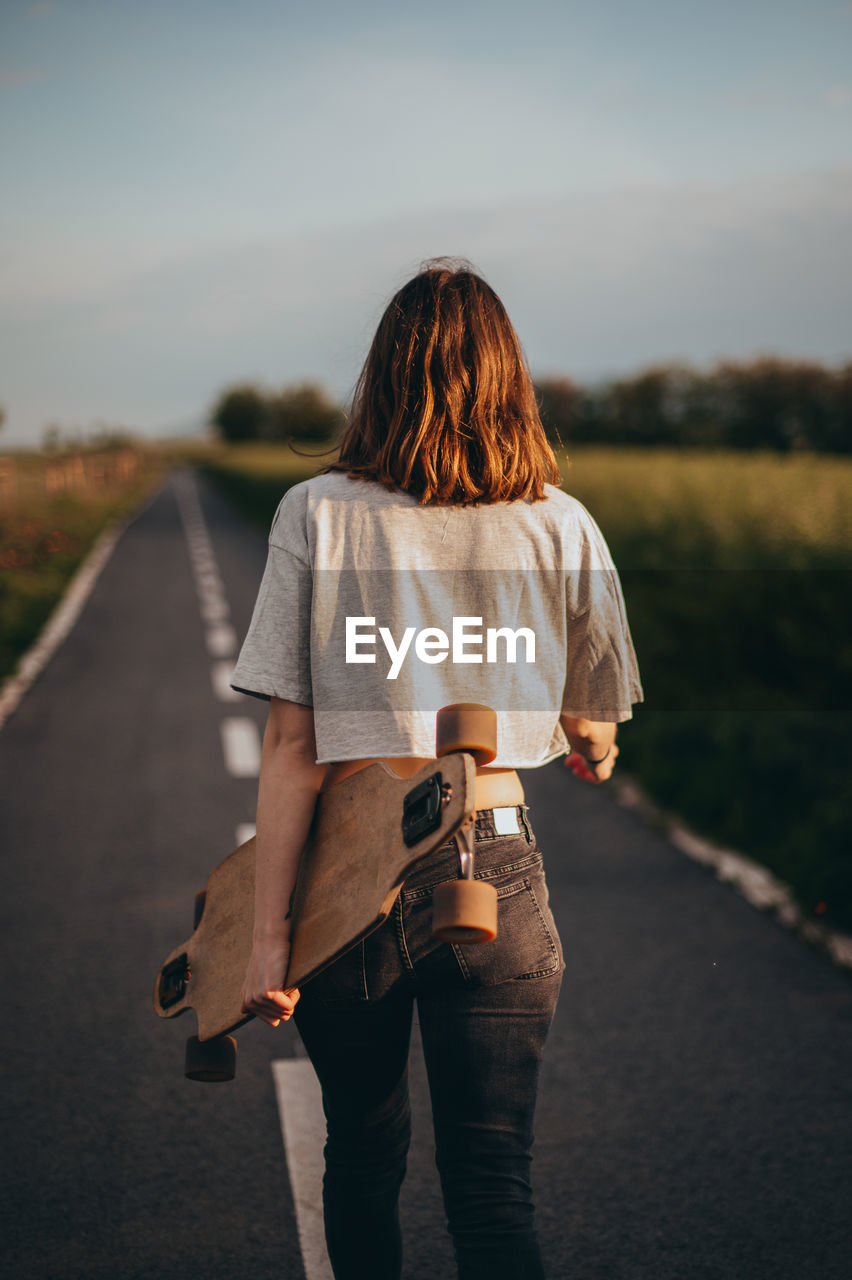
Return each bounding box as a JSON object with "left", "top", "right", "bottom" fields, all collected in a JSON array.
[
  {"left": 564, "top": 742, "right": 619, "bottom": 784},
  {"left": 240, "top": 936, "right": 301, "bottom": 1027}
]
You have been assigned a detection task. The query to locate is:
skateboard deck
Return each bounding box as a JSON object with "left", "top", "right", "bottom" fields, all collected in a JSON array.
[{"left": 153, "top": 751, "right": 475, "bottom": 1044}]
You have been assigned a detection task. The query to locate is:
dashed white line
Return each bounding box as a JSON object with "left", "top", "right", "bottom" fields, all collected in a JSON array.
[
  {"left": 221, "top": 716, "right": 262, "bottom": 777},
  {"left": 206, "top": 623, "right": 238, "bottom": 657},
  {"left": 190, "top": 551, "right": 216, "bottom": 571},
  {"left": 211, "top": 660, "right": 243, "bottom": 703},
  {"left": 178, "top": 471, "right": 329, "bottom": 1280},
  {"left": 174, "top": 472, "right": 237, "bottom": 660},
  {"left": 271, "top": 1059, "right": 333, "bottom": 1280},
  {"left": 200, "top": 596, "right": 230, "bottom": 624}
]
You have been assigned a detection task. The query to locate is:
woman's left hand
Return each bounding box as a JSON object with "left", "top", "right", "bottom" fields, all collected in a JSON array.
[
  {"left": 240, "top": 937, "right": 301, "bottom": 1027},
  {"left": 564, "top": 744, "right": 619, "bottom": 784}
]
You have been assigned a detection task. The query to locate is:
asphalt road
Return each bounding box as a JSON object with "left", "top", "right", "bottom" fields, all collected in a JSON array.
[{"left": 1, "top": 470, "right": 850, "bottom": 1280}]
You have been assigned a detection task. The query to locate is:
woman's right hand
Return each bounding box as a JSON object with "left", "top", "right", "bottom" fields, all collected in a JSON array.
[
  {"left": 564, "top": 743, "right": 619, "bottom": 784},
  {"left": 240, "top": 936, "right": 301, "bottom": 1027}
]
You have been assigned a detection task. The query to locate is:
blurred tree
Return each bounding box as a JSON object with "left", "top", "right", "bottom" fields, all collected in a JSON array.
[
  {"left": 536, "top": 378, "right": 581, "bottom": 445},
  {"left": 833, "top": 362, "right": 852, "bottom": 454},
  {"left": 780, "top": 360, "right": 841, "bottom": 451},
  {"left": 0, "top": 404, "right": 5, "bottom": 436},
  {"left": 210, "top": 384, "right": 271, "bottom": 442},
  {"left": 87, "top": 424, "right": 138, "bottom": 450},
  {"left": 716, "top": 357, "right": 850, "bottom": 451},
  {"left": 267, "top": 383, "right": 343, "bottom": 444},
  {"left": 41, "top": 424, "right": 63, "bottom": 453},
  {"left": 209, "top": 381, "right": 343, "bottom": 444},
  {"left": 599, "top": 366, "right": 681, "bottom": 445},
  {"left": 718, "top": 359, "right": 792, "bottom": 450}
]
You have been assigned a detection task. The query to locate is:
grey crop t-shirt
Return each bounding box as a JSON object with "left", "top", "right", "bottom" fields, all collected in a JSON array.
[{"left": 230, "top": 472, "right": 643, "bottom": 767}]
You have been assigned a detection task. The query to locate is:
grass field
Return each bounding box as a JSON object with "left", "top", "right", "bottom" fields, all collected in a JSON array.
[
  {"left": 0, "top": 445, "right": 170, "bottom": 684},
  {"left": 558, "top": 447, "right": 851, "bottom": 569},
  {"left": 200, "top": 443, "right": 852, "bottom": 935}
]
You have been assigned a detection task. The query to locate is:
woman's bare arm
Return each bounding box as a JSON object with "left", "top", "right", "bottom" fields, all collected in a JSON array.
[{"left": 240, "top": 697, "right": 327, "bottom": 1026}]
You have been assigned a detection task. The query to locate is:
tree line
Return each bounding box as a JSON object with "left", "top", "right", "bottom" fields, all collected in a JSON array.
[
  {"left": 210, "top": 358, "right": 851, "bottom": 452},
  {"left": 536, "top": 357, "right": 852, "bottom": 453}
]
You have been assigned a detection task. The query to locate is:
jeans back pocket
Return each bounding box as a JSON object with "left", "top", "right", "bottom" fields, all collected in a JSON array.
[{"left": 452, "top": 871, "right": 563, "bottom": 986}]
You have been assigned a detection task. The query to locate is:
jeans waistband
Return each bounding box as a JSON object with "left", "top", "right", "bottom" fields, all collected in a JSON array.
[
  {"left": 401, "top": 805, "right": 538, "bottom": 896},
  {"left": 472, "top": 805, "right": 533, "bottom": 840}
]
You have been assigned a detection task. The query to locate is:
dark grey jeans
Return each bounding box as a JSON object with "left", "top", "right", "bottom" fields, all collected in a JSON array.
[{"left": 294, "top": 807, "right": 564, "bottom": 1280}]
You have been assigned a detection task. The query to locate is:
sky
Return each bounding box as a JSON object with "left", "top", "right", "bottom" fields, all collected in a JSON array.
[{"left": 1, "top": 0, "right": 851, "bottom": 443}]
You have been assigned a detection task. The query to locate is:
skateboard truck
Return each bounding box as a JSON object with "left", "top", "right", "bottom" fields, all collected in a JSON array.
[
  {"left": 431, "top": 704, "right": 499, "bottom": 945},
  {"left": 402, "top": 772, "right": 445, "bottom": 847},
  {"left": 158, "top": 954, "right": 190, "bottom": 1009}
]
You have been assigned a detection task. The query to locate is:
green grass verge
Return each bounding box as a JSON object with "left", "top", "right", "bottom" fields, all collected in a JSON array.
[
  {"left": 200, "top": 443, "right": 852, "bottom": 936},
  {"left": 198, "top": 444, "right": 321, "bottom": 530},
  {"left": 562, "top": 449, "right": 852, "bottom": 933},
  {"left": 0, "top": 450, "right": 169, "bottom": 683}
]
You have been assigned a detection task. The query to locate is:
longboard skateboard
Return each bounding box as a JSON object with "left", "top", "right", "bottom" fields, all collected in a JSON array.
[{"left": 153, "top": 704, "right": 499, "bottom": 1081}]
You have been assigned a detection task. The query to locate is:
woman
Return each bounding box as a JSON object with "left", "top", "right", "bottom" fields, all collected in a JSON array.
[{"left": 231, "top": 260, "right": 642, "bottom": 1279}]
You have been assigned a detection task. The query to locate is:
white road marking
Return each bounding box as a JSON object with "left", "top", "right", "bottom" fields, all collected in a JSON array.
[
  {"left": 221, "top": 716, "right": 262, "bottom": 777},
  {"left": 235, "top": 822, "right": 256, "bottom": 846},
  {"left": 272, "top": 1059, "right": 333, "bottom": 1280},
  {"left": 828, "top": 933, "right": 852, "bottom": 967},
  {"left": 206, "top": 623, "right": 238, "bottom": 657},
  {"left": 211, "top": 660, "right": 242, "bottom": 702},
  {"left": 176, "top": 478, "right": 241, "bottom": 665},
  {"left": 613, "top": 775, "right": 852, "bottom": 970},
  {"left": 200, "top": 596, "right": 230, "bottom": 623},
  {"left": 191, "top": 555, "right": 217, "bottom": 575}
]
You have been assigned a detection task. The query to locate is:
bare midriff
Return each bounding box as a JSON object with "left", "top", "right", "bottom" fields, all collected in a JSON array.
[{"left": 323, "top": 757, "right": 525, "bottom": 810}]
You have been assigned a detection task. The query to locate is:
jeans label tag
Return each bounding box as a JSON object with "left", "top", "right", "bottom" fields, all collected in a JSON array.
[{"left": 493, "top": 807, "right": 521, "bottom": 835}]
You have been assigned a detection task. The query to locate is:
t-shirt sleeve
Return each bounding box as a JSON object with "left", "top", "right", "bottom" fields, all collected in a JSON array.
[
  {"left": 229, "top": 492, "right": 313, "bottom": 705},
  {"left": 561, "top": 508, "right": 643, "bottom": 722}
]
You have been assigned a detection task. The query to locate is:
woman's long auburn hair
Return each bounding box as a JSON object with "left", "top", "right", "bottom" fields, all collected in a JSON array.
[{"left": 324, "top": 260, "right": 560, "bottom": 504}]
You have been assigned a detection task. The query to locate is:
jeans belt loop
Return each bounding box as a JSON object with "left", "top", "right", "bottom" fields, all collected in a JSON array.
[{"left": 519, "top": 805, "right": 533, "bottom": 843}]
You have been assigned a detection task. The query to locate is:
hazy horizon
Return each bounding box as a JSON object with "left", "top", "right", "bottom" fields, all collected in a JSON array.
[{"left": 2, "top": 0, "right": 851, "bottom": 444}]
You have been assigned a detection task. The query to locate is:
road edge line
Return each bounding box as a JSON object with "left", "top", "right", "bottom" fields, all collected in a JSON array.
[
  {"left": 0, "top": 476, "right": 168, "bottom": 735},
  {"left": 612, "top": 774, "right": 852, "bottom": 972}
]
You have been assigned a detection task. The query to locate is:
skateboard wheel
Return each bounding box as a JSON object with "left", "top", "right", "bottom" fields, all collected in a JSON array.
[
  {"left": 184, "top": 1034, "right": 237, "bottom": 1083},
  {"left": 436, "top": 704, "right": 497, "bottom": 765},
  {"left": 193, "top": 891, "right": 207, "bottom": 929},
  {"left": 432, "top": 878, "right": 498, "bottom": 944}
]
